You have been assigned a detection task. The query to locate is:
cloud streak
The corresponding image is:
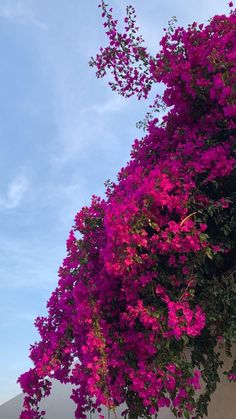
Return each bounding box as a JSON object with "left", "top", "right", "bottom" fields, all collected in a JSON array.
[
  {"left": 0, "top": 175, "right": 29, "bottom": 209},
  {"left": 82, "top": 95, "right": 126, "bottom": 116},
  {"left": 0, "top": 1, "right": 47, "bottom": 30},
  {"left": 0, "top": 234, "right": 59, "bottom": 289}
]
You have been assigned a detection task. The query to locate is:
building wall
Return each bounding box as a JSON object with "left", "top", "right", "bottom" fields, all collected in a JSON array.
[{"left": 206, "top": 345, "right": 236, "bottom": 419}]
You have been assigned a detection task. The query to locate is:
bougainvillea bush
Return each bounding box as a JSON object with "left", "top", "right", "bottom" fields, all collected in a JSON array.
[{"left": 18, "top": 2, "right": 236, "bottom": 418}]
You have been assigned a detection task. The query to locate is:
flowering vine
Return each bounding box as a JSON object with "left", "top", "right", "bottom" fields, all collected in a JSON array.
[{"left": 19, "top": 2, "right": 236, "bottom": 418}]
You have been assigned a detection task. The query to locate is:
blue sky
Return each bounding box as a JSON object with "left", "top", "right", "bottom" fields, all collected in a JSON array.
[{"left": 0, "top": 0, "right": 229, "bottom": 405}]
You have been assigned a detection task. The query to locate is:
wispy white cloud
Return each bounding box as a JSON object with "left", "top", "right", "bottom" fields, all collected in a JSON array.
[
  {"left": 0, "top": 309, "right": 35, "bottom": 330},
  {"left": 0, "top": 175, "right": 29, "bottom": 209},
  {"left": 0, "top": 234, "right": 60, "bottom": 289},
  {"left": 0, "top": 1, "right": 47, "bottom": 30},
  {"left": 82, "top": 95, "right": 126, "bottom": 115},
  {"left": 50, "top": 71, "right": 130, "bottom": 166}
]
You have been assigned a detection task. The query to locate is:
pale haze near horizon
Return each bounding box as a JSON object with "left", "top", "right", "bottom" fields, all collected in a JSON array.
[{"left": 0, "top": 0, "right": 229, "bottom": 405}]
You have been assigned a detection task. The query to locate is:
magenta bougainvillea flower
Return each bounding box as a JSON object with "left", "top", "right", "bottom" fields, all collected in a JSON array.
[{"left": 18, "top": 2, "right": 236, "bottom": 418}]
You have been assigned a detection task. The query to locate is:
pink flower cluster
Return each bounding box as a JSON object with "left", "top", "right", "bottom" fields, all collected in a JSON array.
[
  {"left": 19, "top": 2, "right": 236, "bottom": 418},
  {"left": 167, "top": 301, "right": 206, "bottom": 339},
  {"left": 89, "top": 1, "right": 153, "bottom": 99},
  {"left": 228, "top": 373, "right": 236, "bottom": 381}
]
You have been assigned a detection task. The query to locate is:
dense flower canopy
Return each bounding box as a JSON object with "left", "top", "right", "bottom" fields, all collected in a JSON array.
[{"left": 19, "top": 2, "right": 236, "bottom": 418}]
